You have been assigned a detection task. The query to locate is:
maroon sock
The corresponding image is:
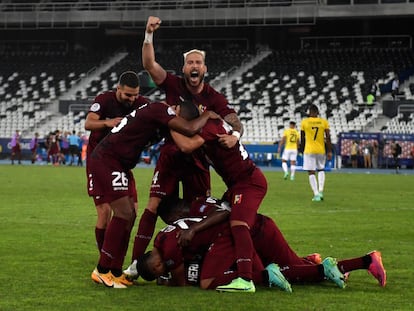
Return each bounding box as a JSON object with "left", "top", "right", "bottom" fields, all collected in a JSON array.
[
  {"left": 95, "top": 227, "right": 106, "bottom": 252},
  {"left": 98, "top": 217, "right": 128, "bottom": 269},
  {"left": 231, "top": 225, "right": 254, "bottom": 280},
  {"left": 280, "top": 264, "right": 324, "bottom": 283},
  {"left": 112, "top": 211, "right": 136, "bottom": 269},
  {"left": 131, "top": 209, "right": 157, "bottom": 261},
  {"left": 338, "top": 256, "right": 367, "bottom": 273}
]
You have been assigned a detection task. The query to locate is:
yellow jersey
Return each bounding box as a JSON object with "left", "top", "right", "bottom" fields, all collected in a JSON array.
[
  {"left": 300, "top": 117, "right": 330, "bottom": 154},
  {"left": 282, "top": 128, "right": 299, "bottom": 150}
]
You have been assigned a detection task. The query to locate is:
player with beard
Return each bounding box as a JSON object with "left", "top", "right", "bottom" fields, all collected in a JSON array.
[
  {"left": 125, "top": 15, "right": 244, "bottom": 279},
  {"left": 85, "top": 71, "right": 150, "bottom": 264},
  {"left": 89, "top": 99, "right": 219, "bottom": 288}
]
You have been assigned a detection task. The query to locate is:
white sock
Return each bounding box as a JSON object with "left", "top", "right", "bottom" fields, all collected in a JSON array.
[
  {"left": 282, "top": 162, "right": 288, "bottom": 173},
  {"left": 318, "top": 171, "right": 325, "bottom": 192},
  {"left": 309, "top": 174, "right": 319, "bottom": 195},
  {"left": 290, "top": 165, "right": 296, "bottom": 177}
]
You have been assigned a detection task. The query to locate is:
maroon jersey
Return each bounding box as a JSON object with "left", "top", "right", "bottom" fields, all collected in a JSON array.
[
  {"left": 154, "top": 216, "right": 229, "bottom": 272},
  {"left": 91, "top": 102, "right": 177, "bottom": 170},
  {"left": 188, "top": 197, "right": 303, "bottom": 268},
  {"left": 150, "top": 140, "right": 210, "bottom": 201},
  {"left": 86, "top": 91, "right": 150, "bottom": 157},
  {"left": 198, "top": 119, "right": 256, "bottom": 187},
  {"left": 159, "top": 73, "right": 235, "bottom": 118}
]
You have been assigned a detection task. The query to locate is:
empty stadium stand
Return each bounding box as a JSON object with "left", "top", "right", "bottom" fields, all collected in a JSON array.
[{"left": 2, "top": 41, "right": 414, "bottom": 147}]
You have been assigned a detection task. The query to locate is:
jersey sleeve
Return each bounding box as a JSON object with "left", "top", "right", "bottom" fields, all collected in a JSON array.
[{"left": 198, "top": 119, "right": 227, "bottom": 141}]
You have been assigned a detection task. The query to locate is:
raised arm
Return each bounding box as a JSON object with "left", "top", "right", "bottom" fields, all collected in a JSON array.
[{"left": 142, "top": 16, "right": 167, "bottom": 85}]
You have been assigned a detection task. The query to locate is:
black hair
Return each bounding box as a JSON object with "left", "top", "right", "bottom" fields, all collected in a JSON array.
[
  {"left": 157, "top": 197, "right": 190, "bottom": 224},
  {"left": 178, "top": 100, "right": 200, "bottom": 121},
  {"left": 136, "top": 251, "right": 157, "bottom": 281},
  {"left": 118, "top": 71, "right": 140, "bottom": 88},
  {"left": 289, "top": 121, "right": 296, "bottom": 126},
  {"left": 309, "top": 104, "right": 319, "bottom": 114}
]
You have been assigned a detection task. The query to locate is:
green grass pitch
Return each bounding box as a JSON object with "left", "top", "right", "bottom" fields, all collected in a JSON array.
[{"left": 0, "top": 165, "right": 413, "bottom": 311}]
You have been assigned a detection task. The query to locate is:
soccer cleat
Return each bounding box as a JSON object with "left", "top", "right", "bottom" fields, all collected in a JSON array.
[
  {"left": 91, "top": 268, "right": 114, "bottom": 287},
  {"left": 318, "top": 192, "right": 324, "bottom": 200},
  {"left": 265, "top": 263, "right": 292, "bottom": 293},
  {"left": 115, "top": 273, "right": 134, "bottom": 286},
  {"left": 290, "top": 175, "right": 295, "bottom": 181},
  {"left": 312, "top": 194, "right": 322, "bottom": 202},
  {"left": 283, "top": 172, "right": 289, "bottom": 180},
  {"left": 305, "top": 253, "right": 322, "bottom": 265},
  {"left": 322, "top": 257, "right": 346, "bottom": 289},
  {"left": 367, "top": 250, "right": 386, "bottom": 287},
  {"left": 216, "top": 277, "right": 256, "bottom": 293},
  {"left": 123, "top": 260, "right": 139, "bottom": 280}
]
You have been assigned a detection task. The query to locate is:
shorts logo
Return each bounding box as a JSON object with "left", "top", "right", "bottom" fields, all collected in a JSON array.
[
  {"left": 233, "top": 194, "right": 243, "bottom": 204},
  {"left": 90, "top": 103, "right": 100, "bottom": 112}
]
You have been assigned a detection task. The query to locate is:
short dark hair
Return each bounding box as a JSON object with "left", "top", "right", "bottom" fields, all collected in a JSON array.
[
  {"left": 289, "top": 121, "right": 296, "bottom": 126},
  {"left": 178, "top": 100, "right": 200, "bottom": 121},
  {"left": 118, "top": 71, "right": 140, "bottom": 88},
  {"left": 309, "top": 104, "right": 319, "bottom": 114},
  {"left": 157, "top": 197, "right": 190, "bottom": 224},
  {"left": 137, "top": 251, "right": 157, "bottom": 281}
]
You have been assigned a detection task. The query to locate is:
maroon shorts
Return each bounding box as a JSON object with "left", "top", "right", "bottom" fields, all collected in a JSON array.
[
  {"left": 224, "top": 167, "right": 268, "bottom": 228},
  {"left": 200, "top": 234, "right": 264, "bottom": 281},
  {"left": 251, "top": 215, "right": 306, "bottom": 267},
  {"left": 87, "top": 157, "right": 137, "bottom": 205},
  {"left": 12, "top": 145, "right": 21, "bottom": 153},
  {"left": 149, "top": 148, "right": 210, "bottom": 201}
]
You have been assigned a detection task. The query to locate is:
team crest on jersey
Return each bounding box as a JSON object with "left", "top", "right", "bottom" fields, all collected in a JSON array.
[
  {"left": 233, "top": 194, "right": 243, "bottom": 204},
  {"left": 90, "top": 103, "right": 100, "bottom": 112},
  {"left": 198, "top": 104, "right": 206, "bottom": 113}
]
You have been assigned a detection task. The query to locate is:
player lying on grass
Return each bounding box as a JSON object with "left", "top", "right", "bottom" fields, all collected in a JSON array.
[{"left": 131, "top": 197, "right": 386, "bottom": 291}]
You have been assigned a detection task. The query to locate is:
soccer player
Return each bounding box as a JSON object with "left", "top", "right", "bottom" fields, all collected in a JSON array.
[
  {"left": 125, "top": 15, "right": 243, "bottom": 276},
  {"left": 10, "top": 129, "right": 22, "bottom": 165},
  {"left": 137, "top": 197, "right": 292, "bottom": 292},
  {"left": 84, "top": 71, "right": 150, "bottom": 257},
  {"left": 299, "top": 104, "right": 332, "bottom": 202},
  {"left": 170, "top": 102, "right": 267, "bottom": 293},
  {"left": 88, "top": 98, "right": 219, "bottom": 289},
  {"left": 29, "top": 132, "right": 39, "bottom": 164},
  {"left": 278, "top": 121, "right": 300, "bottom": 181},
  {"left": 137, "top": 196, "right": 386, "bottom": 290}
]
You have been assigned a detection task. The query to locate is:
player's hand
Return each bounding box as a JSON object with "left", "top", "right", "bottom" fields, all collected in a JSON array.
[
  {"left": 146, "top": 16, "right": 162, "bottom": 33},
  {"left": 217, "top": 133, "right": 238, "bottom": 148},
  {"left": 327, "top": 151, "right": 333, "bottom": 160},
  {"left": 177, "top": 229, "right": 195, "bottom": 247},
  {"left": 105, "top": 117, "right": 124, "bottom": 128}
]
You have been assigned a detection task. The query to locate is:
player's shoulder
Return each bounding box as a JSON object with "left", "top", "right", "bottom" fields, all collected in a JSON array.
[{"left": 95, "top": 91, "right": 115, "bottom": 103}]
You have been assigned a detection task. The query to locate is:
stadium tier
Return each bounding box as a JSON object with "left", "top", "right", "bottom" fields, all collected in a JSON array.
[{"left": 1, "top": 41, "right": 414, "bottom": 145}]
